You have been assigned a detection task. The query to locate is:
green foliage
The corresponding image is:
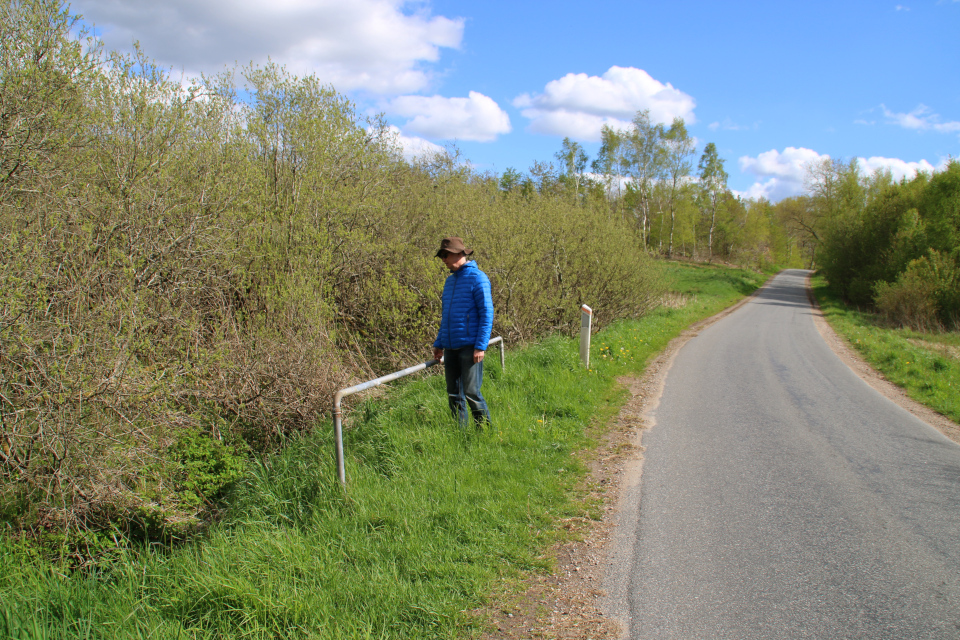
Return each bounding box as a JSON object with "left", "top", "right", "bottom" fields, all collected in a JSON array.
[
  {"left": 815, "top": 159, "right": 960, "bottom": 329},
  {"left": 555, "top": 137, "right": 589, "bottom": 197},
  {"left": 170, "top": 428, "right": 248, "bottom": 509},
  {"left": 813, "top": 276, "right": 960, "bottom": 423},
  {"left": 1, "top": 0, "right": 671, "bottom": 549},
  {"left": 0, "top": 0, "right": 97, "bottom": 196},
  {"left": 696, "top": 142, "right": 729, "bottom": 260},
  {"left": 874, "top": 250, "right": 960, "bottom": 331},
  {"left": 578, "top": 110, "right": 801, "bottom": 268},
  {"left": 0, "top": 262, "right": 763, "bottom": 639}
]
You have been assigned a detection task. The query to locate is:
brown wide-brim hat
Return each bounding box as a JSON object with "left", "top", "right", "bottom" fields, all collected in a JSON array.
[{"left": 435, "top": 236, "right": 474, "bottom": 258}]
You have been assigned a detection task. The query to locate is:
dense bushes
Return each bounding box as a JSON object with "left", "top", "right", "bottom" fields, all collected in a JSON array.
[
  {"left": 815, "top": 159, "right": 960, "bottom": 330},
  {"left": 874, "top": 250, "right": 960, "bottom": 331},
  {"left": 1, "top": 1, "right": 663, "bottom": 542}
]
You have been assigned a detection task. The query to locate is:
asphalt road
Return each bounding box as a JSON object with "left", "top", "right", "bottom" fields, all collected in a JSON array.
[{"left": 604, "top": 269, "right": 960, "bottom": 639}]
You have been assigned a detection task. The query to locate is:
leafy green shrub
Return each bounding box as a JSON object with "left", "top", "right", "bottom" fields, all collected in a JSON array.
[
  {"left": 170, "top": 428, "right": 248, "bottom": 508},
  {"left": 0, "top": 0, "right": 665, "bottom": 550},
  {"left": 874, "top": 266, "right": 940, "bottom": 331},
  {"left": 818, "top": 159, "right": 959, "bottom": 310},
  {"left": 874, "top": 249, "right": 960, "bottom": 331}
]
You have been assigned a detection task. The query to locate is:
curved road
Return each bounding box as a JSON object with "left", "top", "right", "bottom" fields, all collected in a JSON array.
[{"left": 605, "top": 269, "right": 960, "bottom": 639}]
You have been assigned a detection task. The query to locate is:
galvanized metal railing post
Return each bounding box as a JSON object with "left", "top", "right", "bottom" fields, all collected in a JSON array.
[
  {"left": 332, "top": 391, "right": 347, "bottom": 485},
  {"left": 332, "top": 336, "right": 504, "bottom": 486}
]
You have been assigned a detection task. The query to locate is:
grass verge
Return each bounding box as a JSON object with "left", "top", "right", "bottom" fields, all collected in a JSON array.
[
  {"left": 811, "top": 274, "right": 960, "bottom": 424},
  {"left": 0, "top": 262, "right": 767, "bottom": 640}
]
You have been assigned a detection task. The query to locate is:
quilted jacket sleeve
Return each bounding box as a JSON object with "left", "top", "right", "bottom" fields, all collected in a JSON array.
[{"left": 473, "top": 270, "right": 493, "bottom": 351}]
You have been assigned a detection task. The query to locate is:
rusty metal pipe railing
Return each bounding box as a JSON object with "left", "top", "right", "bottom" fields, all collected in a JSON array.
[{"left": 332, "top": 336, "right": 504, "bottom": 486}]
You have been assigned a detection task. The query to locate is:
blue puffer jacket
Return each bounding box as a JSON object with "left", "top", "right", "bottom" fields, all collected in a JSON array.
[{"left": 433, "top": 261, "right": 494, "bottom": 351}]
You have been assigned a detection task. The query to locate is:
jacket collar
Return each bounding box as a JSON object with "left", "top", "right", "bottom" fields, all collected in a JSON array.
[{"left": 452, "top": 260, "right": 477, "bottom": 275}]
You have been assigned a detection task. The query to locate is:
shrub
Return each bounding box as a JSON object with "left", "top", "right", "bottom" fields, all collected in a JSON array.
[
  {"left": 874, "top": 250, "right": 960, "bottom": 331},
  {"left": 1, "top": 1, "right": 666, "bottom": 550}
]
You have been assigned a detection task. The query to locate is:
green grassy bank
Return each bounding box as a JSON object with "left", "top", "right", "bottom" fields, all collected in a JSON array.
[
  {"left": 810, "top": 275, "right": 960, "bottom": 425},
  {"left": 0, "top": 263, "right": 767, "bottom": 640}
]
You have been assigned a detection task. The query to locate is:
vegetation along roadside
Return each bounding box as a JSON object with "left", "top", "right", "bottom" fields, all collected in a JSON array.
[
  {"left": 0, "top": 262, "right": 768, "bottom": 639},
  {"left": 16, "top": 0, "right": 960, "bottom": 636},
  {"left": 811, "top": 275, "right": 960, "bottom": 428}
]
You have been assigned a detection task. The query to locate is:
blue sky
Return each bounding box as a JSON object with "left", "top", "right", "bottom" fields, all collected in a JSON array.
[{"left": 71, "top": 0, "right": 959, "bottom": 201}]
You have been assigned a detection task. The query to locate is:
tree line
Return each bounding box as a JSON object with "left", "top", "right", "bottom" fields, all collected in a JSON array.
[
  {"left": 797, "top": 157, "right": 960, "bottom": 331},
  {"left": 550, "top": 110, "right": 960, "bottom": 332},
  {"left": 498, "top": 115, "right": 809, "bottom": 271}
]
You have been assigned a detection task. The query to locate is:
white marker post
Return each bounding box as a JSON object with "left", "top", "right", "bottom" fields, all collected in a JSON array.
[{"left": 580, "top": 304, "right": 592, "bottom": 368}]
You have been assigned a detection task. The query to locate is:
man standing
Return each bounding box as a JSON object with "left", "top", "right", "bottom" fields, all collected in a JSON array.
[{"left": 432, "top": 237, "right": 494, "bottom": 427}]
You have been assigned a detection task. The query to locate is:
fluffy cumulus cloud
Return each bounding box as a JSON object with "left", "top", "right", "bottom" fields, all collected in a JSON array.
[
  {"left": 738, "top": 148, "right": 943, "bottom": 202},
  {"left": 856, "top": 155, "right": 946, "bottom": 181},
  {"left": 383, "top": 125, "right": 446, "bottom": 160},
  {"left": 513, "top": 66, "right": 696, "bottom": 141},
  {"left": 386, "top": 92, "right": 511, "bottom": 142},
  {"left": 72, "top": 0, "right": 463, "bottom": 93},
  {"left": 738, "top": 147, "right": 829, "bottom": 201}
]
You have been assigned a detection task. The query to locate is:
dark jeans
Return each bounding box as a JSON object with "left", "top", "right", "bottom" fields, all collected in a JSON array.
[{"left": 444, "top": 347, "right": 491, "bottom": 427}]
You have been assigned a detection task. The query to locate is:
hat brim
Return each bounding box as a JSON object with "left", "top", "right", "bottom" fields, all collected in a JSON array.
[{"left": 436, "top": 248, "right": 473, "bottom": 257}]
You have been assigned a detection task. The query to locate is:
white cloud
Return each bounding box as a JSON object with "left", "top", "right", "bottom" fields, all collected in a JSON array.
[
  {"left": 881, "top": 104, "right": 960, "bottom": 135},
  {"left": 387, "top": 92, "right": 511, "bottom": 142},
  {"left": 738, "top": 147, "right": 829, "bottom": 201},
  {"left": 856, "top": 156, "right": 940, "bottom": 181},
  {"left": 740, "top": 147, "right": 827, "bottom": 181},
  {"left": 734, "top": 178, "right": 786, "bottom": 202},
  {"left": 514, "top": 66, "right": 696, "bottom": 141},
  {"left": 383, "top": 125, "right": 446, "bottom": 160},
  {"left": 738, "top": 147, "right": 946, "bottom": 201},
  {"left": 73, "top": 0, "right": 464, "bottom": 93}
]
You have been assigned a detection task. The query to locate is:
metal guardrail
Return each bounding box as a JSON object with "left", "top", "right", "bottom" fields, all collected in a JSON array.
[{"left": 332, "top": 336, "right": 504, "bottom": 486}]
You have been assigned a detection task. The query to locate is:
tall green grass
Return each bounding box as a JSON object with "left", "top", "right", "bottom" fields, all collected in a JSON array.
[
  {"left": 811, "top": 275, "right": 960, "bottom": 424},
  {"left": 0, "top": 262, "right": 767, "bottom": 639}
]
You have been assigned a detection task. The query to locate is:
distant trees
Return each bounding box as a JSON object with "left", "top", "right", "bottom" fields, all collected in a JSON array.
[
  {"left": 546, "top": 110, "right": 800, "bottom": 269},
  {"left": 775, "top": 196, "right": 821, "bottom": 268},
  {"left": 814, "top": 158, "right": 960, "bottom": 330},
  {"left": 661, "top": 118, "right": 695, "bottom": 257},
  {"left": 624, "top": 110, "right": 665, "bottom": 247}
]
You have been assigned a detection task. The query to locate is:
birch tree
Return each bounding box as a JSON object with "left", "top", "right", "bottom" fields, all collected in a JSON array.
[
  {"left": 697, "top": 142, "right": 728, "bottom": 261},
  {"left": 663, "top": 118, "right": 695, "bottom": 257},
  {"left": 555, "top": 137, "right": 589, "bottom": 200},
  {"left": 625, "top": 110, "right": 665, "bottom": 248},
  {"left": 593, "top": 125, "right": 630, "bottom": 218}
]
